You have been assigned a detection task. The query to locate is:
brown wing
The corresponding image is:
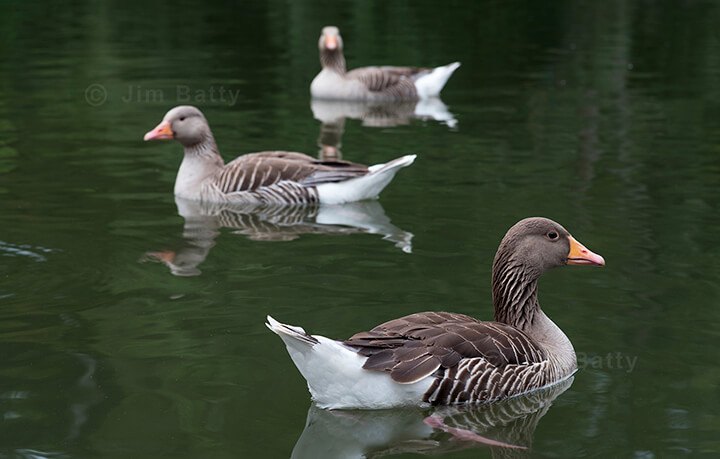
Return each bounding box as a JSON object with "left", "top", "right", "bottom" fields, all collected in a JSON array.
[
  {"left": 346, "top": 66, "right": 418, "bottom": 98},
  {"left": 214, "top": 151, "right": 369, "bottom": 193},
  {"left": 379, "top": 66, "right": 432, "bottom": 81},
  {"left": 344, "top": 311, "right": 547, "bottom": 384}
]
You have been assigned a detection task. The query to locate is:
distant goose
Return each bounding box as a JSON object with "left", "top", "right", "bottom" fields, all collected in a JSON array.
[
  {"left": 144, "top": 106, "right": 415, "bottom": 205},
  {"left": 310, "top": 26, "right": 461, "bottom": 101},
  {"left": 268, "top": 217, "right": 605, "bottom": 409}
]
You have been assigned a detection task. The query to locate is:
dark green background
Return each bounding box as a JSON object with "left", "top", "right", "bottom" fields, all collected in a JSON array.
[{"left": 1, "top": 0, "right": 719, "bottom": 457}]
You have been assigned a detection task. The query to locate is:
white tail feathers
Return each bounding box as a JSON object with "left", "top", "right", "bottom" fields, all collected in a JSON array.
[
  {"left": 415, "top": 62, "right": 461, "bottom": 99},
  {"left": 317, "top": 154, "right": 416, "bottom": 205},
  {"left": 266, "top": 315, "right": 318, "bottom": 346},
  {"left": 367, "top": 154, "right": 416, "bottom": 173}
]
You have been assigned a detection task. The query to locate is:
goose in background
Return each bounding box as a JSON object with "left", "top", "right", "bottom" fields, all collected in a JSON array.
[
  {"left": 267, "top": 217, "right": 604, "bottom": 409},
  {"left": 311, "top": 26, "right": 460, "bottom": 102},
  {"left": 144, "top": 106, "right": 415, "bottom": 205}
]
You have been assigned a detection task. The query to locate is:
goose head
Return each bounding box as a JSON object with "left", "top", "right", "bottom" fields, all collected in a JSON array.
[
  {"left": 144, "top": 105, "right": 213, "bottom": 148},
  {"left": 491, "top": 217, "right": 604, "bottom": 329},
  {"left": 493, "top": 217, "right": 604, "bottom": 280},
  {"left": 319, "top": 26, "right": 343, "bottom": 53}
]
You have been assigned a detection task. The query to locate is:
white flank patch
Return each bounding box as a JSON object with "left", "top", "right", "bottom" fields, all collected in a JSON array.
[
  {"left": 317, "top": 154, "right": 416, "bottom": 205},
  {"left": 267, "top": 315, "right": 433, "bottom": 409}
]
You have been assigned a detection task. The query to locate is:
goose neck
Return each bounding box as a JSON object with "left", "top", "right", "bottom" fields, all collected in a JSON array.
[
  {"left": 492, "top": 260, "right": 577, "bottom": 377},
  {"left": 492, "top": 261, "right": 540, "bottom": 331},
  {"left": 174, "top": 133, "right": 224, "bottom": 199},
  {"left": 321, "top": 49, "right": 346, "bottom": 74},
  {"left": 184, "top": 132, "right": 221, "bottom": 159}
]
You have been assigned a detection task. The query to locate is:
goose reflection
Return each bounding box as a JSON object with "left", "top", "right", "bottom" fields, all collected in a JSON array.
[
  {"left": 311, "top": 98, "right": 457, "bottom": 161},
  {"left": 144, "top": 197, "right": 413, "bottom": 276},
  {"left": 290, "top": 377, "right": 572, "bottom": 459}
]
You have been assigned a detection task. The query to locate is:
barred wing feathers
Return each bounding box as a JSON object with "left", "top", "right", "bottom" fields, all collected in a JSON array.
[
  {"left": 346, "top": 67, "right": 418, "bottom": 98},
  {"left": 213, "top": 151, "right": 369, "bottom": 193},
  {"left": 379, "top": 66, "right": 433, "bottom": 81},
  {"left": 344, "top": 311, "right": 547, "bottom": 386}
]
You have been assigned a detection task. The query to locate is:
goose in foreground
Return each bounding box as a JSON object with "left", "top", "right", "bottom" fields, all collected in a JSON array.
[
  {"left": 310, "top": 26, "right": 461, "bottom": 101},
  {"left": 267, "top": 217, "right": 605, "bottom": 409},
  {"left": 144, "top": 105, "right": 415, "bottom": 204}
]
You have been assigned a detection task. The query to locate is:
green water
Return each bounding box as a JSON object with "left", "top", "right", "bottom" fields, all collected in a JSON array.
[{"left": 2, "top": 1, "right": 720, "bottom": 457}]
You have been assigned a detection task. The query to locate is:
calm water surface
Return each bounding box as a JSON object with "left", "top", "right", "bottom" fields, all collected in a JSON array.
[{"left": 1, "top": 1, "right": 720, "bottom": 457}]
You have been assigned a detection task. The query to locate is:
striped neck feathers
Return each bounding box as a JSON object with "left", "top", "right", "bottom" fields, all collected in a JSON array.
[
  {"left": 492, "top": 240, "right": 576, "bottom": 375},
  {"left": 491, "top": 250, "right": 541, "bottom": 332},
  {"left": 183, "top": 131, "right": 223, "bottom": 165},
  {"left": 321, "top": 49, "right": 346, "bottom": 74}
]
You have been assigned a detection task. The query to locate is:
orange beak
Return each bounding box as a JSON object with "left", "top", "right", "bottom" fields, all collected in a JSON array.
[
  {"left": 567, "top": 235, "right": 605, "bottom": 266},
  {"left": 144, "top": 120, "right": 173, "bottom": 141},
  {"left": 325, "top": 34, "right": 338, "bottom": 50}
]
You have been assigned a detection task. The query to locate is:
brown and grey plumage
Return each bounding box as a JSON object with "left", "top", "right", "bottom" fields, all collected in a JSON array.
[
  {"left": 144, "top": 106, "right": 415, "bottom": 204},
  {"left": 310, "top": 26, "right": 461, "bottom": 101},
  {"left": 346, "top": 311, "right": 551, "bottom": 404},
  {"left": 268, "top": 218, "right": 605, "bottom": 409}
]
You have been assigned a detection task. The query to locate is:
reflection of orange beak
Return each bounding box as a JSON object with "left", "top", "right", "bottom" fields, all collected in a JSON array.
[
  {"left": 144, "top": 120, "right": 173, "bottom": 141},
  {"left": 147, "top": 250, "right": 176, "bottom": 263},
  {"left": 567, "top": 235, "right": 605, "bottom": 266},
  {"left": 325, "top": 35, "right": 338, "bottom": 50}
]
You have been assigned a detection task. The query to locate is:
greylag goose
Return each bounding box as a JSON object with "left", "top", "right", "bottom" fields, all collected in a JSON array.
[
  {"left": 267, "top": 217, "right": 605, "bottom": 409},
  {"left": 144, "top": 106, "right": 415, "bottom": 204},
  {"left": 310, "top": 26, "right": 461, "bottom": 101}
]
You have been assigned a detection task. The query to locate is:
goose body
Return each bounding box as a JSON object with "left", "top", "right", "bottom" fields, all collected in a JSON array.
[
  {"left": 144, "top": 106, "right": 415, "bottom": 205},
  {"left": 310, "top": 26, "right": 460, "bottom": 101},
  {"left": 268, "top": 217, "right": 605, "bottom": 409}
]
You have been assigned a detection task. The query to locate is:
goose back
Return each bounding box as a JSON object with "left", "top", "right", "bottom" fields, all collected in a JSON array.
[
  {"left": 345, "top": 67, "right": 419, "bottom": 100},
  {"left": 214, "top": 152, "right": 369, "bottom": 193},
  {"left": 344, "top": 311, "right": 551, "bottom": 404},
  {"left": 203, "top": 151, "right": 371, "bottom": 205}
]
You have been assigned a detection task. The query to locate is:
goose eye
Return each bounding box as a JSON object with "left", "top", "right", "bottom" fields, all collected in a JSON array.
[
  {"left": 179, "top": 116, "right": 186, "bottom": 122},
  {"left": 547, "top": 231, "right": 559, "bottom": 240}
]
